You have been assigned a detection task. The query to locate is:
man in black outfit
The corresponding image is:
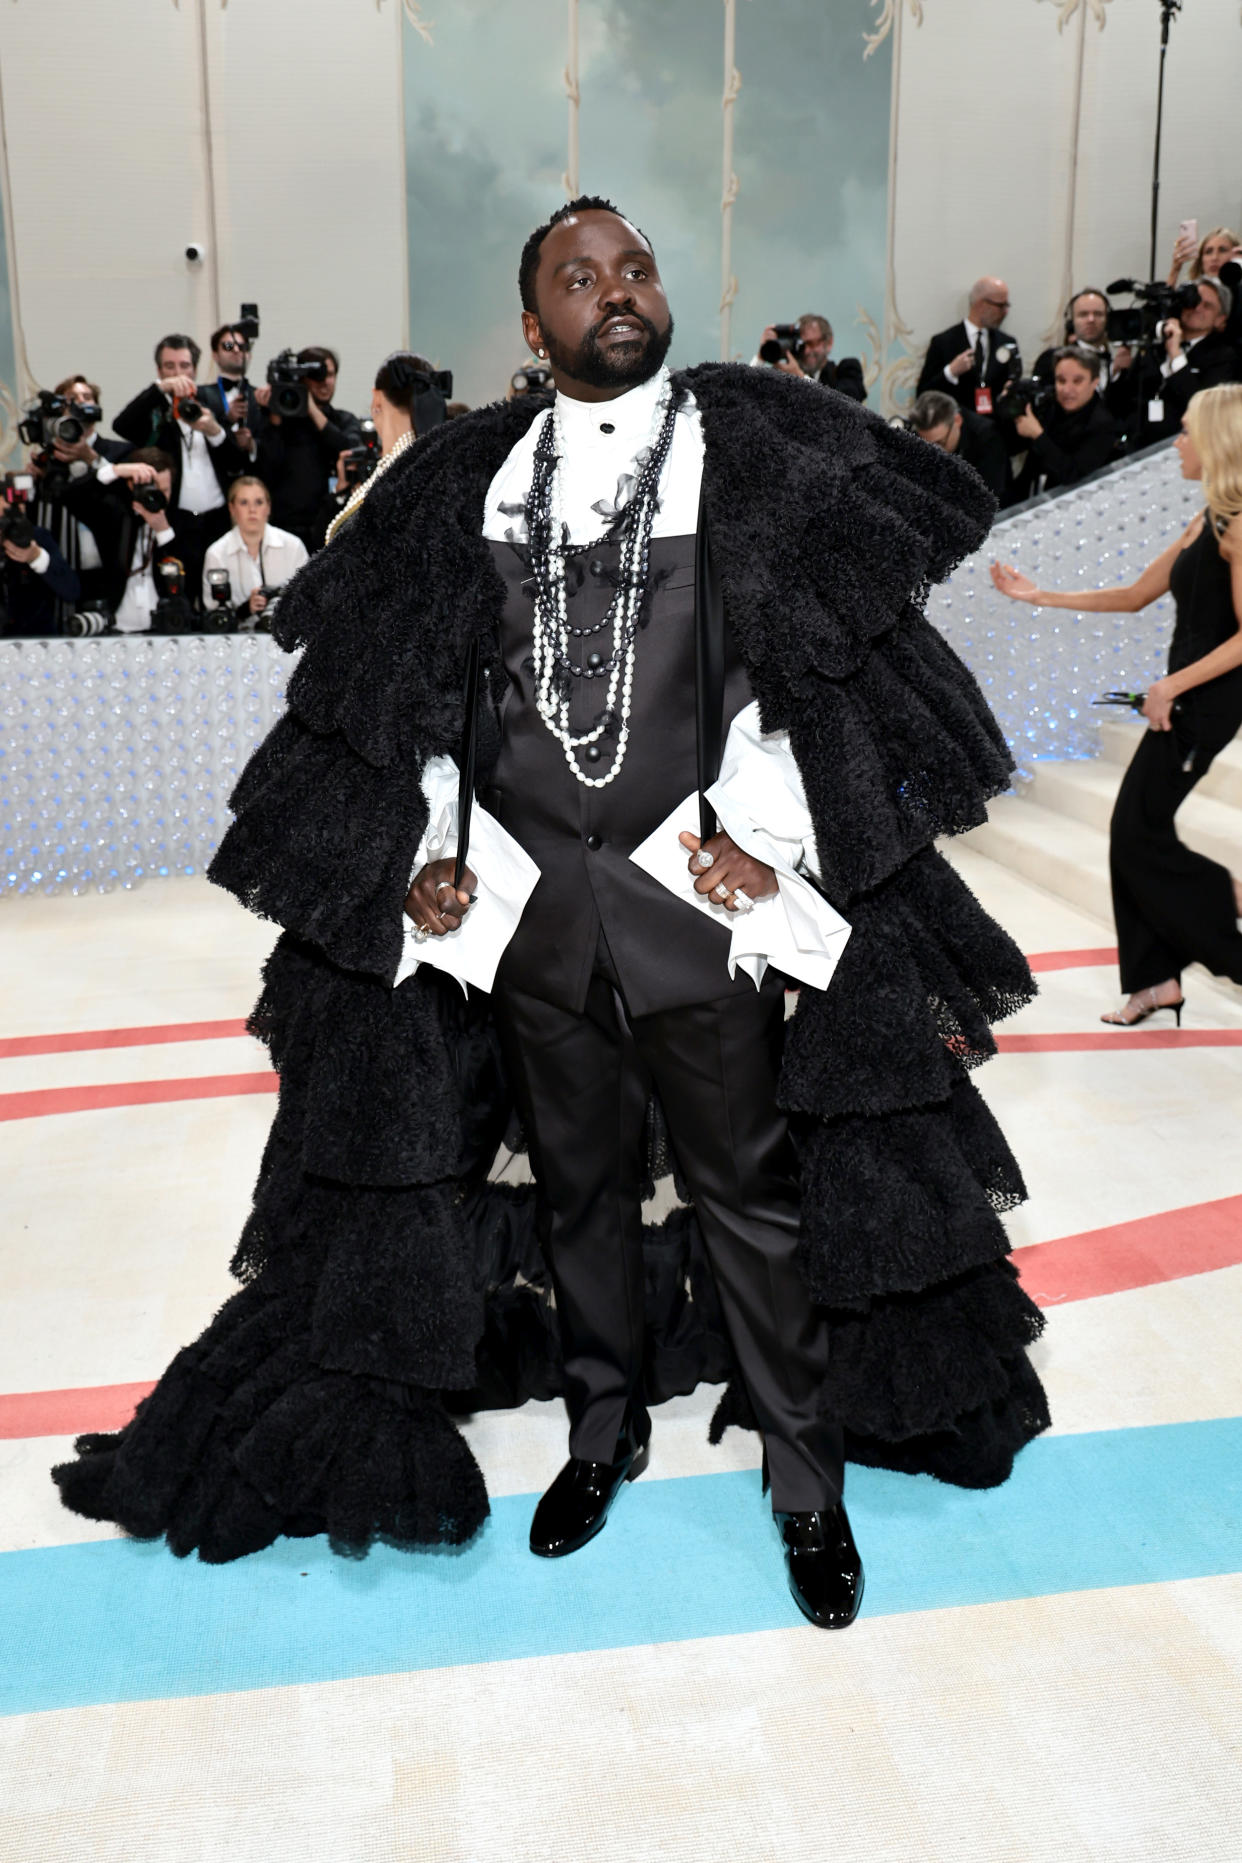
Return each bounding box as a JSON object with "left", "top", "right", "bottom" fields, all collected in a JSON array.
[
  {"left": 1, "top": 511, "right": 79, "bottom": 636},
  {"left": 756, "top": 315, "right": 867, "bottom": 401},
  {"left": 254, "top": 345, "right": 361, "bottom": 551},
  {"left": 62, "top": 447, "right": 191, "bottom": 629},
  {"left": 1138, "top": 279, "right": 1240, "bottom": 441},
  {"left": 1012, "top": 347, "right": 1117, "bottom": 497},
  {"left": 199, "top": 323, "right": 264, "bottom": 459},
  {"left": 113, "top": 334, "right": 247, "bottom": 592},
  {"left": 916, "top": 275, "right": 1021, "bottom": 414},
  {"left": 908, "top": 389, "right": 1009, "bottom": 501}
]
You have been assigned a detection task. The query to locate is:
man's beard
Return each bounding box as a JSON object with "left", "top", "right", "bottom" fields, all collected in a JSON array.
[{"left": 543, "top": 311, "right": 674, "bottom": 391}]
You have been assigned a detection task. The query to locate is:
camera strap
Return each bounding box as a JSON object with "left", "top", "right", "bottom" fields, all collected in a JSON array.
[{"left": 694, "top": 482, "right": 725, "bottom": 844}]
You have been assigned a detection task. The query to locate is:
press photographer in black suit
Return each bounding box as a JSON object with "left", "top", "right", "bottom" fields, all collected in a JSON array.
[
  {"left": 916, "top": 277, "right": 1021, "bottom": 414},
  {"left": 907, "top": 390, "right": 1009, "bottom": 501},
  {"left": 1, "top": 507, "right": 79, "bottom": 637},
  {"left": 1137, "top": 279, "right": 1241, "bottom": 441},
  {"left": 1011, "top": 347, "right": 1118, "bottom": 498},
  {"left": 199, "top": 323, "right": 264, "bottom": 459},
  {"left": 113, "top": 334, "right": 247, "bottom": 590},
  {"left": 755, "top": 315, "right": 867, "bottom": 402},
  {"left": 66, "top": 447, "right": 193, "bottom": 631},
  {"left": 254, "top": 345, "right": 362, "bottom": 552}
]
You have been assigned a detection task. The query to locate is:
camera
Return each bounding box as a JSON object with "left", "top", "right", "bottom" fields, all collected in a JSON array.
[
  {"left": 1105, "top": 277, "right": 1202, "bottom": 348},
  {"left": 151, "top": 556, "right": 195, "bottom": 633},
  {"left": 176, "top": 395, "right": 204, "bottom": 424},
  {"left": 206, "top": 568, "right": 233, "bottom": 611},
  {"left": 510, "top": 364, "right": 553, "bottom": 397},
  {"left": 132, "top": 483, "right": 168, "bottom": 514},
  {"left": 995, "top": 373, "right": 1055, "bottom": 423},
  {"left": 758, "top": 323, "right": 804, "bottom": 366},
  {"left": 237, "top": 301, "right": 261, "bottom": 344},
  {"left": 235, "top": 585, "right": 281, "bottom": 634},
  {"left": 18, "top": 390, "right": 103, "bottom": 452},
  {"left": 61, "top": 601, "right": 113, "bottom": 638},
  {"left": 266, "top": 348, "right": 328, "bottom": 419},
  {"left": 341, "top": 421, "right": 381, "bottom": 487},
  {"left": 0, "top": 474, "right": 35, "bottom": 550}
]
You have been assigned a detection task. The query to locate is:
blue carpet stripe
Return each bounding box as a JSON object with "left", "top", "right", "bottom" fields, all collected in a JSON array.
[{"left": 5, "top": 1417, "right": 1241, "bottom": 1717}]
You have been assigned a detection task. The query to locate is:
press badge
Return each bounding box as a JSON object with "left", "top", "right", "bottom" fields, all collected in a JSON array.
[
  {"left": 1148, "top": 398, "right": 1164, "bottom": 424},
  {"left": 975, "top": 388, "right": 993, "bottom": 415}
]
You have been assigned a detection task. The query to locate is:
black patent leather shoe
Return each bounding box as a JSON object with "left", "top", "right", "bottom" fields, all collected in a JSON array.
[
  {"left": 529, "top": 1427, "right": 650, "bottom": 1559},
  {"left": 776, "top": 1503, "right": 864, "bottom": 1629}
]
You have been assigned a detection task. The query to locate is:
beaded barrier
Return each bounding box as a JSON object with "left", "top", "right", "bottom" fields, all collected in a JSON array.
[
  {"left": 932, "top": 440, "right": 1198, "bottom": 780},
  {"left": 0, "top": 441, "right": 1198, "bottom": 899}
]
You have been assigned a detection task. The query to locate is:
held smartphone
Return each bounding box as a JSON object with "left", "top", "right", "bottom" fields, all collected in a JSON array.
[{"left": 1177, "top": 217, "right": 1198, "bottom": 255}]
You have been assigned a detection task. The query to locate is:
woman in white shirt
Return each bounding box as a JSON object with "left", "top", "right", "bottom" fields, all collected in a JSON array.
[{"left": 201, "top": 475, "right": 309, "bottom": 621}]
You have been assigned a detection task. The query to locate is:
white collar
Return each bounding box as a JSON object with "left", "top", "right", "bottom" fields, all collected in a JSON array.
[{"left": 552, "top": 365, "right": 671, "bottom": 452}]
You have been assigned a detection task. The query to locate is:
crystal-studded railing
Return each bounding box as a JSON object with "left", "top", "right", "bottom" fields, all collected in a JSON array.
[
  {"left": 932, "top": 439, "right": 1198, "bottom": 779},
  {"left": 0, "top": 440, "right": 1199, "bottom": 899}
]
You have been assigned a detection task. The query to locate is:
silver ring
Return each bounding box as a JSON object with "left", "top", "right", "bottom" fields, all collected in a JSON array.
[
  {"left": 732, "top": 887, "right": 754, "bottom": 914},
  {"left": 694, "top": 850, "right": 715, "bottom": 870},
  {"left": 713, "top": 882, "right": 731, "bottom": 901},
  {"left": 413, "top": 926, "right": 430, "bottom": 943},
  {"left": 434, "top": 880, "right": 455, "bottom": 898}
]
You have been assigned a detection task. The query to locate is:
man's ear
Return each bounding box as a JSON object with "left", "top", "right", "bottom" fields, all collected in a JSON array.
[{"left": 521, "top": 310, "right": 545, "bottom": 358}]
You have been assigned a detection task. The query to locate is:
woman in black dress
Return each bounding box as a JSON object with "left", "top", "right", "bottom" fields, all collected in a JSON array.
[{"left": 992, "top": 382, "right": 1242, "bottom": 1024}]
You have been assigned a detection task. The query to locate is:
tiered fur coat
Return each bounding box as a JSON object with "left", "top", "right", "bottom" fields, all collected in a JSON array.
[{"left": 55, "top": 366, "right": 1049, "bottom": 1561}]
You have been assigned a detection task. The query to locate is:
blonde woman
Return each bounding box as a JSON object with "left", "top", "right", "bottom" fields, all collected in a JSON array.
[
  {"left": 992, "top": 383, "right": 1242, "bottom": 1024},
  {"left": 1168, "top": 224, "right": 1242, "bottom": 285},
  {"left": 201, "top": 476, "right": 308, "bottom": 620}
]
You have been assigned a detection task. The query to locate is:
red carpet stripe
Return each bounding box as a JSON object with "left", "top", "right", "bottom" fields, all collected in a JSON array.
[
  {"left": 1014, "top": 1193, "right": 1242, "bottom": 1306},
  {"left": 996, "top": 1029, "right": 1242, "bottom": 1052},
  {"left": 0, "top": 1381, "right": 157, "bottom": 1440},
  {"left": 0, "top": 1019, "right": 249, "bottom": 1059},
  {"left": 6, "top": 1196, "right": 1239, "bottom": 1442},
  {"left": 1025, "top": 946, "right": 1118, "bottom": 972},
  {"left": 0, "top": 1071, "right": 278, "bottom": 1123}
]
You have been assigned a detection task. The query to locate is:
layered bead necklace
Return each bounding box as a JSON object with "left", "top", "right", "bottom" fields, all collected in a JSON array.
[{"left": 525, "top": 375, "right": 679, "bottom": 789}]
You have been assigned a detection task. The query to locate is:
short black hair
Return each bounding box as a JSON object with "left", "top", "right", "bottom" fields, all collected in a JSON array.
[
  {"left": 210, "top": 323, "right": 250, "bottom": 354},
  {"left": 298, "top": 344, "right": 339, "bottom": 373},
  {"left": 1053, "top": 344, "right": 1102, "bottom": 380},
  {"left": 374, "top": 350, "right": 436, "bottom": 412},
  {"left": 518, "top": 195, "right": 649, "bottom": 314},
  {"left": 155, "top": 333, "right": 201, "bottom": 372}
]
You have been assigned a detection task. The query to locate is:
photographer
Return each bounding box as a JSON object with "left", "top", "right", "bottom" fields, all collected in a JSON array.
[
  {"left": 916, "top": 277, "right": 1021, "bottom": 415},
  {"left": 1011, "top": 347, "right": 1118, "bottom": 498},
  {"left": 200, "top": 324, "right": 264, "bottom": 457},
  {"left": 68, "top": 447, "right": 192, "bottom": 631},
  {"left": 23, "top": 376, "right": 128, "bottom": 612},
  {"left": 0, "top": 481, "right": 80, "bottom": 637},
  {"left": 1167, "top": 223, "right": 1242, "bottom": 346},
  {"left": 1140, "top": 278, "right": 1240, "bottom": 440},
  {"left": 113, "top": 334, "right": 247, "bottom": 589},
  {"left": 754, "top": 314, "right": 867, "bottom": 402},
  {"left": 325, "top": 351, "right": 451, "bottom": 545},
  {"left": 907, "top": 390, "right": 1009, "bottom": 501},
  {"left": 254, "top": 345, "right": 361, "bottom": 552},
  {"left": 201, "top": 476, "right": 308, "bottom": 623}
]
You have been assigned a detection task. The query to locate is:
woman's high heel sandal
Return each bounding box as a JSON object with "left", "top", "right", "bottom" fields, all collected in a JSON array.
[{"left": 1100, "top": 987, "right": 1185, "bottom": 1028}]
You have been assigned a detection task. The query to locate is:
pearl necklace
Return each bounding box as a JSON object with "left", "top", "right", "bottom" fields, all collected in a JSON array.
[{"left": 525, "top": 378, "right": 678, "bottom": 789}]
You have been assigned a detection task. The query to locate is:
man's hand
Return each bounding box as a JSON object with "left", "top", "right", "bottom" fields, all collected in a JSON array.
[
  {"left": 678, "top": 830, "right": 777, "bottom": 910},
  {"left": 404, "top": 857, "right": 477, "bottom": 934},
  {"left": 227, "top": 392, "right": 248, "bottom": 424},
  {"left": 1113, "top": 345, "right": 1132, "bottom": 374},
  {"left": 1014, "top": 405, "right": 1043, "bottom": 440},
  {"left": 1163, "top": 318, "right": 1184, "bottom": 360},
  {"left": 1141, "top": 677, "right": 1177, "bottom": 732},
  {"left": 189, "top": 407, "right": 223, "bottom": 437},
  {"left": 948, "top": 347, "right": 976, "bottom": 378},
  {"left": 134, "top": 497, "right": 169, "bottom": 530},
  {"left": 3, "top": 536, "right": 41, "bottom": 565},
  {"left": 253, "top": 384, "right": 272, "bottom": 408},
  {"left": 157, "top": 373, "right": 197, "bottom": 401},
  {"left": 248, "top": 589, "right": 269, "bottom": 615},
  {"left": 114, "top": 461, "right": 157, "bottom": 485},
  {"left": 51, "top": 436, "right": 97, "bottom": 466},
  {"left": 306, "top": 395, "right": 328, "bottom": 431}
]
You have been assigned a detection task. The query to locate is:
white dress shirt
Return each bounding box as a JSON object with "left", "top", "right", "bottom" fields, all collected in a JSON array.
[
  {"left": 115, "top": 520, "right": 175, "bottom": 633},
  {"left": 174, "top": 414, "right": 227, "bottom": 515},
  {"left": 398, "top": 366, "right": 850, "bottom": 995},
  {"left": 201, "top": 523, "right": 309, "bottom": 609}
]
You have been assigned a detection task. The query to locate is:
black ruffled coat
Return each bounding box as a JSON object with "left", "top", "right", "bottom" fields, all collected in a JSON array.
[{"left": 54, "top": 366, "right": 1049, "bottom": 1562}]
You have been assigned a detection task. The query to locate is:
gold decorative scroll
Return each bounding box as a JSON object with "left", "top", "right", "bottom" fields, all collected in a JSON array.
[
  {"left": 562, "top": 0, "right": 580, "bottom": 197},
  {"left": 864, "top": 0, "right": 924, "bottom": 60},
  {"left": 719, "top": 0, "right": 741, "bottom": 359}
]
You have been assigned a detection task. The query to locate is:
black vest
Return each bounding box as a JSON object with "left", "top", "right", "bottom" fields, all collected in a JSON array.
[{"left": 487, "top": 532, "right": 754, "bottom": 1014}]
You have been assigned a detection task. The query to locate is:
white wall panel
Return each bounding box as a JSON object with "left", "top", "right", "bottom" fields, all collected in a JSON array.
[{"left": 202, "top": 0, "right": 407, "bottom": 421}]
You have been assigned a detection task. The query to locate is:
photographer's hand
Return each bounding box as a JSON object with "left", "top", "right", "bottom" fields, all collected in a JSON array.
[
  {"left": 134, "top": 499, "right": 169, "bottom": 531},
  {"left": 114, "top": 462, "right": 157, "bottom": 486},
  {"left": 1113, "top": 345, "right": 1132, "bottom": 374},
  {"left": 1163, "top": 319, "right": 1184, "bottom": 360},
  {"left": 776, "top": 353, "right": 806, "bottom": 378},
  {"left": 248, "top": 589, "right": 268, "bottom": 615},
  {"left": 306, "top": 396, "right": 328, "bottom": 432},
  {"left": 948, "top": 347, "right": 976, "bottom": 379},
  {"left": 1014, "top": 405, "right": 1043, "bottom": 440},
  {"left": 3, "top": 537, "right": 41, "bottom": 566},
  {"left": 52, "top": 437, "right": 97, "bottom": 467},
  {"left": 190, "top": 408, "right": 223, "bottom": 438},
  {"left": 157, "top": 374, "right": 197, "bottom": 401},
  {"left": 404, "top": 858, "right": 477, "bottom": 935}
]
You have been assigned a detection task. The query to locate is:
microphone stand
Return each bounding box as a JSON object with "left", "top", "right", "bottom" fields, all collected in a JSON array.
[{"left": 1148, "top": 0, "right": 1182, "bottom": 280}]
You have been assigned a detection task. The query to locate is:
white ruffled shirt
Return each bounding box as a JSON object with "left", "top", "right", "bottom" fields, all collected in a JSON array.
[{"left": 396, "top": 367, "right": 849, "bottom": 994}]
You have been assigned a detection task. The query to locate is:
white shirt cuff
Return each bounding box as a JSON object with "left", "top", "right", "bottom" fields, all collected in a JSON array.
[
  {"left": 30, "top": 548, "right": 50, "bottom": 576},
  {"left": 153, "top": 526, "right": 175, "bottom": 546},
  {"left": 206, "top": 425, "right": 227, "bottom": 447},
  {"left": 95, "top": 460, "right": 118, "bottom": 486},
  {"left": 1161, "top": 353, "right": 1187, "bottom": 378}
]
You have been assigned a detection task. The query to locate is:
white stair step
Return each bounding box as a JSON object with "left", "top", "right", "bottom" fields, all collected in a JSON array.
[
  {"left": 1024, "top": 759, "right": 1242, "bottom": 872},
  {"left": 958, "top": 796, "right": 1113, "bottom": 925},
  {"left": 1098, "top": 716, "right": 1242, "bottom": 811}
]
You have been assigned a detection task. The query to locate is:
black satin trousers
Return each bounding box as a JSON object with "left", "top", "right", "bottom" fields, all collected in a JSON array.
[{"left": 493, "top": 941, "right": 844, "bottom": 1513}]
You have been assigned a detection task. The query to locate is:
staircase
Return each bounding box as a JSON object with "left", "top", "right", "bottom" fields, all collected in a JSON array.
[{"left": 960, "top": 719, "right": 1242, "bottom": 927}]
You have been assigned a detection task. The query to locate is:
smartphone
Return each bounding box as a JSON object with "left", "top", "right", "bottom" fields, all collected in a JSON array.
[{"left": 1177, "top": 217, "right": 1198, "bottom": 253}]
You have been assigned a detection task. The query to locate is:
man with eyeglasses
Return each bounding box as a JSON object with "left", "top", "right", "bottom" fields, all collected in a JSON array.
[
  {"left": 916, "top": 276, "right": 1022, "bottom": 418},
  {"left": 200, "top": 323, "right": 264, "bottom": 457}
]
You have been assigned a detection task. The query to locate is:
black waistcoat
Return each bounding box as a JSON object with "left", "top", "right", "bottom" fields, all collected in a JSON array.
[{"left": 487, "top": 532, "right": 754, "bottom": 1015}]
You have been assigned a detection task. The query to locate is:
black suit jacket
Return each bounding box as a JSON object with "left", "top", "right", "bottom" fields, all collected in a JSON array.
[
  {"left": 1015, "top": 397, "right": 1118, "bottom": 498},
  {"left": 917, "top": 321, "right": 1021, "bottom": 409},
  {"left": 199, "top": 379, "right": 266, "bottom": 445},
  {"left": 58, "top": 472, "right": 190, "bottom": 612},
  {"left": 1143, "top": 329, "right": 1241, "bottom": 437},
  {"left": 112, "top": 384, "right": 247, "bottom": 506}
]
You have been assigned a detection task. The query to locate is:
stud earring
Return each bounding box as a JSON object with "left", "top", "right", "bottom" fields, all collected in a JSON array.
[{"left": 537, "top": 348, "right": 546, "bottom": 358}]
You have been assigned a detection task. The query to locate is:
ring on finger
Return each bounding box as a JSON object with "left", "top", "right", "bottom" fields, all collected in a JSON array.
[
  {"left": 413, "top": 926, "right": 430, "bottom": 943},
  {"left": 695, "top": 849, "right": 715, "bottom": 871},
  {"left": 713, "top": 881, "right": 731, "bottom": 901},
  {"left": 732, "top": 887, "right": 754, "bottom": 914},
  {"left": 434, "top": 880, "right": 456, "bottom": 899}
]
